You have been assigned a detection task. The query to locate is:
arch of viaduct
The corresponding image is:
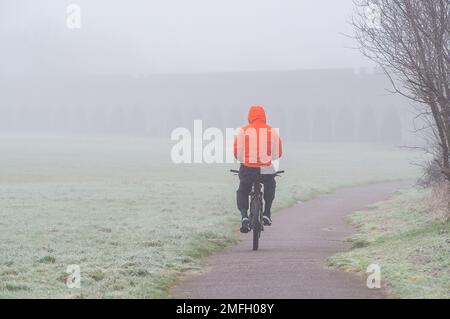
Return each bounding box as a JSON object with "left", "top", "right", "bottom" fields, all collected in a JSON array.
[{"left": 0, "top": 69, "right": 419, "bottom": 145}]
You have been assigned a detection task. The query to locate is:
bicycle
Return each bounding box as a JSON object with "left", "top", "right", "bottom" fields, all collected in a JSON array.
[{"left": 231, "top": 169, "right": 285, "bottom": 251}]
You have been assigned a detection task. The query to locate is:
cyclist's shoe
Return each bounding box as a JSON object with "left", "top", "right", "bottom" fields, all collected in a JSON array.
[
  {"left": 263, "top": 215, "right": 272, "bottom": 226},
  {"left": 240, "top": 217, "right": 250, "bottom": 233}
]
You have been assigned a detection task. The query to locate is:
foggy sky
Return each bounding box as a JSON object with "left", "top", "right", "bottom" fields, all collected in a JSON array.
[{"left": 0, "top": 0, "right": 374, "bottom": 76}]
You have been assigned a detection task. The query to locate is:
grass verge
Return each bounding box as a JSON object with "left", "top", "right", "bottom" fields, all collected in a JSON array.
[{"left": 328, "top": 188, "right": 450, "bottom": 299}]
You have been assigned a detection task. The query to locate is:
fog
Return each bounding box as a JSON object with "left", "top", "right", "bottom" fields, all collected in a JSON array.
[
  {"left": 0, "top": 0, "right": 373, "bottom": 76},
  {"left": 0, "top": 1, "right": 418, "bottom": 145},
  {"left": 0, "top": 2, "right": 426, "bottom": 299}
]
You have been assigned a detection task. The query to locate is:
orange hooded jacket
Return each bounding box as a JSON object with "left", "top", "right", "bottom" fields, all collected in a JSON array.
[{"left": 233, "top": 106, "right": 282, "bottom": 168}]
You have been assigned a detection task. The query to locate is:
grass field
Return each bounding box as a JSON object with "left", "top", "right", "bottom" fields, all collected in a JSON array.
[
  {"left": 0, "top": 135, "right": 420, "bottom": 298},
  {"left": 328, "top": 189, "right": 450, "bottom": 298}
]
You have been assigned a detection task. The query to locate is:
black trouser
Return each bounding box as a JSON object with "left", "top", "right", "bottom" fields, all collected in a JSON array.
[{"left": 236, "top": 164, "right": 276, "bottom": 219}]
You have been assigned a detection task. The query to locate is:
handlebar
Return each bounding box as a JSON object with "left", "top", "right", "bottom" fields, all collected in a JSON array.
[{"left": 230, "top": 169, "right": 285, "bottom": 176}]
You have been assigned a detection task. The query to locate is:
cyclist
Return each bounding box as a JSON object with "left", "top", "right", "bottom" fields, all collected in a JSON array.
[{"left": 233, "top": 105, "right": 283, "bottom": 233}]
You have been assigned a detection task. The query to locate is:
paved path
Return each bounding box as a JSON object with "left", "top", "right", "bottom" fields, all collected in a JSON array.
[{"left": 171, "top": 181, "right": 411, "bottom": 299}]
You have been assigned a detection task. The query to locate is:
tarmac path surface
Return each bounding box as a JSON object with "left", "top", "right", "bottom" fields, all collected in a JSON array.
[{"left": 171, "top": 181, "right": 411, "bottom": 299}]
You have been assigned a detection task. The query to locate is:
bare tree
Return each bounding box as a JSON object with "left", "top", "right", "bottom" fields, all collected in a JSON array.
[{"left": 351, "top": 0, "right": 450, "bottom": 215}]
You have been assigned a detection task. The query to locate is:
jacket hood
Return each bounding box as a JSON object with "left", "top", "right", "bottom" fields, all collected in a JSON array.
[{"left": 248, "top": 105, "right": 266, "bottom": 124}]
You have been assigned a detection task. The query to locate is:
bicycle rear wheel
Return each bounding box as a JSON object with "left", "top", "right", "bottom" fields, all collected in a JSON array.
[{"left": 250, "top": 196, "right": 262, "bottom": 251}]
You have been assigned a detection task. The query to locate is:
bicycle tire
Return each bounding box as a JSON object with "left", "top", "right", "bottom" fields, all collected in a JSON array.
[{"left": 250, "top": 196, "right": 262, "bottom": 251}]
